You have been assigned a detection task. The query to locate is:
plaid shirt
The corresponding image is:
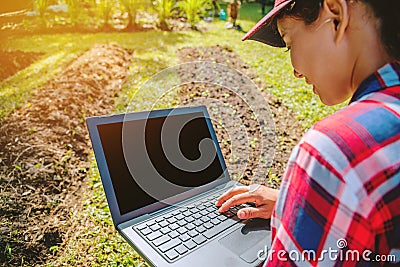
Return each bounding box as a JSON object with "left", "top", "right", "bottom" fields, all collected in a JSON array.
[{"left": 264, "top": 62, "right": 400, "bottom": 266}]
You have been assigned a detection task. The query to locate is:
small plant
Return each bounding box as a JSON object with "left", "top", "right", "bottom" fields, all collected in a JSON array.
[
  {"left": 153, "top": 0, "right": 175, "bottom": 30},
  {"left": 4, "top": 243, "right": 12, "bottom": 259},
  {"left": 50, "top": 245, "right": 59, "bottom": 255},
  {"left": 120, "top": 0, "right": 141, "bottom": 30},
  {"left": 178, "top": 0, "right": 211, "bottom": 29}
]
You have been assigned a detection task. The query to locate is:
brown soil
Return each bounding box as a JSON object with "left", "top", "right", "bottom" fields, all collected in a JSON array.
[
  {"left": 176, "top": 45, "right": 304, "bottom": 187},
  {"left": 0, "top": 44, "right": 304, "bottom": 266},
  {"left": 0, "top": 43, "right": 132, "bottom": 266},
  {"left": 0, "top": 50, "right": 44, "bottom": 81}
]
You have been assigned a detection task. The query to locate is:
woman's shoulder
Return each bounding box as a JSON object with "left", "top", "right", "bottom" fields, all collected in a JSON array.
[
  {"left": 313, "top": 86, "right": 399, "bottom": 140},
  {"left": 299, "top": 87, "right": 400, "bottom": 169}
]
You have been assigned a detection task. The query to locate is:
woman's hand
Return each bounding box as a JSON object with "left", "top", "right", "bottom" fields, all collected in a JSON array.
[{"left": 215, "top": 185, "right": 279, "bottom": 220}]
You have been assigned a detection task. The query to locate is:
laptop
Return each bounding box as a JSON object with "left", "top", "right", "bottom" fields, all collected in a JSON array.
[{"left": 86, "top": 105, "right": 271, "bottom": 267}]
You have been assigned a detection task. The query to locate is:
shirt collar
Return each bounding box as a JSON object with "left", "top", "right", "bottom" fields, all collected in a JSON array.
[{"left": 349, "top": 62, "right": 400, "bottom": 104}]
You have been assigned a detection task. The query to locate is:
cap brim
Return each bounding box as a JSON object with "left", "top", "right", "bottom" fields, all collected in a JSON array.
[{"left": 242, "top": 1, "right": 294, "bottom": 47}]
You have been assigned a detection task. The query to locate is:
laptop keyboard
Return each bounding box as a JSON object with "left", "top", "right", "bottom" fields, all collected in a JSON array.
[{"left": 134, "top": 193, "right": 250, "bottom": 262}]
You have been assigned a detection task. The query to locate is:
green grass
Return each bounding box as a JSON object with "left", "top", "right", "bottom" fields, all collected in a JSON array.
[
  {"left": 238, "top": 2, "right": 272, "bottom": 22},
  {"left": 1, "top": 3, "right": 342, "bottom": 266}
]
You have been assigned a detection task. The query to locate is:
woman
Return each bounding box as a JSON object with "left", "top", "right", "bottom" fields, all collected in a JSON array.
[{"left": 216, "top": 0, "right": 399, "bottom": 265}]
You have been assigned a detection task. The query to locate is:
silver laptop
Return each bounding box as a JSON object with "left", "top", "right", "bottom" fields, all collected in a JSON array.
[{"left": 86, "top": 105, "right": 271, "bottom": 267}]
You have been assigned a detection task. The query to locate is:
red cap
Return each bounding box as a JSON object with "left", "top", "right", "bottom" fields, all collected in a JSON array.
[{"left": 242, "top": 0, "right": 294, "bottom": 47}]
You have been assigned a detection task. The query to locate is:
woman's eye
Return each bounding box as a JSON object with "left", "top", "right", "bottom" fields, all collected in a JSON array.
[{"left": 285, "top": 47, "right": 291, "bottom": 52}]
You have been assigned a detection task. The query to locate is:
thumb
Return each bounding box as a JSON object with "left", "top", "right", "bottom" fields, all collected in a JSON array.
[{"left": 237, "top": 207, "right": 266, "bottom": 220}]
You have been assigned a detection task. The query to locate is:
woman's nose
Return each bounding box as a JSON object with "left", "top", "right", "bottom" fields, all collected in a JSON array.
[{"left": 294, "top": 69, "right": 304, "bottom": 78}]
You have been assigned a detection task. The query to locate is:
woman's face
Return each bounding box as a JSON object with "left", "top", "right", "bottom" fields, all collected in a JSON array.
[{"left": 277, "top": 15, "right": 355, "bottom": 105}]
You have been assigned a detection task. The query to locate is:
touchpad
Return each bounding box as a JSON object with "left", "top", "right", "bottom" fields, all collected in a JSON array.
[{"left": 219, "top": 218, "right": 271, "bottom": 264}]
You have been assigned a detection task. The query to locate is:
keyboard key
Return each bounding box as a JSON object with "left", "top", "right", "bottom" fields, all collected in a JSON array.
[
  {"left": 193, "top": 213, "right": 202, "bottom": 219},
  {"left": 147, "top": 220, "right": 157, "bottom": 227},
  {"left": 175, "top": 214, "right": 184, "bottom": 220},
  {"left": 159, "top": 221, "right": 168, "bottom": 228},
  {"left": 196, "top": 225, "right": 206, "bottom": 233},
  {"left": 150, "top": 224, "right": 161, "bottom": 231},
  {"left": 193, "top": 234, "right": 207, "bottom": 245},
  {"left": 203, "top": 218, "right": 239, "bottom": 239},
  {"left": 203, "top": 202, "right": 212, "bottom": 208},
  {"left": 197, "top": 205, "right": 206, "bottom": 210},
  {"left": 153, "top": 235, "right": 171, "bottom": 247},
  {"left": 188, "top": 230, "right": 198, "bottom": 237},
  {"left": 184, "top": 239, "right": 197, "bottom": 250},
  {"left": 175, "top": 244, "right": 188, "bottom": 255},
  {"left": 169, "top": 223, "right": 179, "bottom": 230},
  {"left": 164, "top": 213, "right": 173, "bottom": 219},
  {"left": 167, "top": 217, "right": 177, "bottom": 224},
  {"left": 165, "top": 249, "right": 179, "bottom": 260},
  {"left": 224, "top": 210, "right": 235, "bottom": 218},
  {"left": 160, "top": 227, "right": 171, "bottom": 235},
  {"left": 147, "top": 231, "right": 162, "bottom": 241},
  {"left": 140, "top": 227, "right": 152, "bottom": 235},
  {"left": 190, "top": 208, "right": 200, "bottom": 213},
  {"left": 193, "top": 219, "right": 203, "bottom": 226},
  {"left": 136, "top": 224, "right": 147, "bottom": 231},
  {"left": 217, "top": 214, "right": 228, "bottom": 221},
  {"left": 207, "top": 213, "right": 218, "bottom": 220},
  {"left": 200, "top": 210, "right": 208, "bottom": 216},
  {"left": 184, "top": 216, "right": 195, "bottom": 223},
  {"left": 204, "top": 222, "right": 213, "bottom": 229},
  {"left": 200, "top": 217, "right": 209, "bottom": 223},
  {"left": 178, "top": 220, "right": 187, "bottom": 227},
  {"left": 183, "top": 211, "right": 191, "bottom": 217},
  {"left": 169, "top": 230, "right": 179, "bottom": 239},
  {"left": 177, "top": 227, "right": 187, "bottom": 234},
  {"left": 186, "top": 223, "right": 195, "bottom": 230},
  {"left": 207, "top": 207, "right": 216, "bottom": 213},
  {"left": 211, "top": 209, "right": 220, "bottom": 216},
  {"left": 159, "top": 238, "right": 181, "bottom": 253},
  {"left": 155, "top": 217, "right": 165, "bottom": 223},
  {"left": 211, "top": 218, "right": 221, "bottom": 225},
  {"left": 172, "top": 210, "right": 180, "bottom": 216},
  {"left": 179, "top": 233, "right": 190, "bottom": 242}
]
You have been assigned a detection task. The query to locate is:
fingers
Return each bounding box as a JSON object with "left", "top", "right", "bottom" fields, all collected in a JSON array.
[
  {"left": 215, "top": 186, "right": 249, "bottom": 207},
  {"left": 217, "top": 192, "right": 257, "bottom": 213},
  {"left": 237, "top": 207, "right": 272, "bottom": 220}
]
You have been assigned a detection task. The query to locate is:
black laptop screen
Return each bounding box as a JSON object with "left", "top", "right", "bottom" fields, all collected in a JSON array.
[{"left": 97, "top": 112, "right": 224, "bottom": 215}]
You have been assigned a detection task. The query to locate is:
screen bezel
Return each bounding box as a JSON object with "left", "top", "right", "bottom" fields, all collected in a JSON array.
[{"left": 86, "top": 106, "right": 230, "bottom": 227}]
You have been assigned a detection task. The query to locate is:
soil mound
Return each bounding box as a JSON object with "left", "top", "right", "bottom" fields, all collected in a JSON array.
[{"left": 0, "top": 43, "right": 132, "bottom": 265}]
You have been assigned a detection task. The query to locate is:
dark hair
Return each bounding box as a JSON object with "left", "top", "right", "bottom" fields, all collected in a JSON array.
[{"left": 276, "top": 0, "right": 400, "bottom": 61}]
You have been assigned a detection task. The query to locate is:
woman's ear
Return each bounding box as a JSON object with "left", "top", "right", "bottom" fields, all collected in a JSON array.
[{"left": 323, "top": 0, "right": 349, "bottom": 44}]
